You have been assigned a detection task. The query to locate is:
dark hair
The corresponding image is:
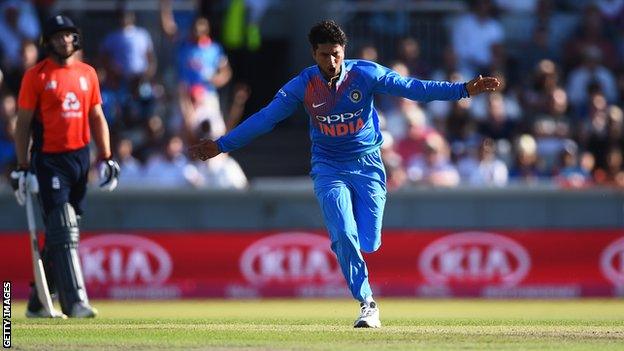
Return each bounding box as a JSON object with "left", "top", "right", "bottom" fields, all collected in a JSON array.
[{"left": 308, "top": 20, "right": 347, "bottom": 50}]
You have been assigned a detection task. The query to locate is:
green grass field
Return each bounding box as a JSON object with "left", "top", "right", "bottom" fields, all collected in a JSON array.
[{"left": 11, "top": 299, "right": 624, "bottom": 350}]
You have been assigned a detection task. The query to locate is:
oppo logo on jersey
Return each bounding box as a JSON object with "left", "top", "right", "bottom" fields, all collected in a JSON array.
[
  {"left": 315, "top": 108, "right": 364, "bottom": 137},
  {"left": 315, "top": 108, "right": 363, "bottom": 124}
]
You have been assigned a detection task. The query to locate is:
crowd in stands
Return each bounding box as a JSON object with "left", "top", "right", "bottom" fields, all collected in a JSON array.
[
  {"left": 360, "top": 0, "right": 624, "bottom": 189},
  {"left": 0, "top": 0, "right": 249, "bottom": 190},
  {"left": 1, "top": 0, "right": 624, "bottom": 190}
]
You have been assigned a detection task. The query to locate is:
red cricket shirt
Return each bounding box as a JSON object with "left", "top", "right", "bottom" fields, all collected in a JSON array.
[{"left": 18, "top": 58, "right": 102, "bottom": 153}]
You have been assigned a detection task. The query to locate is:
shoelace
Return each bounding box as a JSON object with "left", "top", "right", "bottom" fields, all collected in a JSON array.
[{"left": 360, "top": 305, "right": 377, "bottom": 318}]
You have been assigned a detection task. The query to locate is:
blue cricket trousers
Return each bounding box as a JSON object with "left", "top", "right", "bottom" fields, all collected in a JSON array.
[
  {"left": 311, "top": 149, "right": 386, "bottom": 302},
  {"left": 31, "top": 146, "right": 90, "bottom": 217}
]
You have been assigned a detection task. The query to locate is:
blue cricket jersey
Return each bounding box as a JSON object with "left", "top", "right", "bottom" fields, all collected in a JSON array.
[{"left": 216, "top": 59, "right": 469, "bottom": 162}]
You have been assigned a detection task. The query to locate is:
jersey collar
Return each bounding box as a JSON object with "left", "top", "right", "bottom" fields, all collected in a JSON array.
[
  {"left": 318, "top": 61, "right": 347, "bottom": 89},
  {"left": 335, "top": 61, "right": 347, "bottom": 87}
]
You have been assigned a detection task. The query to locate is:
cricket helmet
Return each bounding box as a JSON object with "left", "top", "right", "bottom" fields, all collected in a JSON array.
[{"left": 41, "top": 15, "right": 81, "bottom": 51}]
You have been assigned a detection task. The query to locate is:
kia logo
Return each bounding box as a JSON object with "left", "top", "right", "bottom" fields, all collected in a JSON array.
[
  {"left": 240, "top": 233, "right": 342, "bottom": 284},
  {"left": 600, "top": 237, "right": 624, "bottom": 286},
  {"left": 80, "top": 234, "right": 173, "bottom": 285},
  {"left": 419, "top": 232, "right": 530, "bottom": 287}
]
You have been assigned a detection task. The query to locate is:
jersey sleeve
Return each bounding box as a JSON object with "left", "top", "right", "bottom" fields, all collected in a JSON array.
[
  {"left": 367, "top": 62, "right": 468, "bottom": 102},
  {"left": 17, "top": 69, "right": 40, "bottom": 110},
  {"left": 216, "top": 75, "right": 305, "bottom": 153}
]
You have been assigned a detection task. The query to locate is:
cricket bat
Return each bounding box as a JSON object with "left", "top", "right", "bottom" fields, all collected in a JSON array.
[{"left": 25, "top": 190, "right": 66, "bottom": 318}]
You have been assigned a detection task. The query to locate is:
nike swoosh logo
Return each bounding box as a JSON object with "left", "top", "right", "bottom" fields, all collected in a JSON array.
[{"left": 312, "top": 102, "right": 326, "bottom": 108}]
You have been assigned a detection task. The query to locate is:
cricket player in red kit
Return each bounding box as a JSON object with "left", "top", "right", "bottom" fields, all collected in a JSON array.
[{"left": 11, "top": 15, "right": 120, "bottom": 318}]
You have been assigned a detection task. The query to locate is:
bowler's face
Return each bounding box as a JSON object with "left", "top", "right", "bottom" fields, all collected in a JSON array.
[{"left": 312, "top": 43, "right": 344, "bottom": 80}]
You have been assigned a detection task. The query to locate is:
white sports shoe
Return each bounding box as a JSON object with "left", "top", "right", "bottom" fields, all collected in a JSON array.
[
  {"left": 25, "top": 308, "right": 67, "bottom": 319},
  {"left": 70, "top": 302, "right": 98, "bottom": 318},
  {"left": 353, "top": 301, "right": 381, "bottom": 328}
]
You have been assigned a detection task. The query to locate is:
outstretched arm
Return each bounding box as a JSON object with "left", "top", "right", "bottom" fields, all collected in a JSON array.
[
  {"left": 371, "top": 62, "right": 500, "bottom": 101},
  {"left": 190, "top": 82, "right": 301, "bottom": 160}
]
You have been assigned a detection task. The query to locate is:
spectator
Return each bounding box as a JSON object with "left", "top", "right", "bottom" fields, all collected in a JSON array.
[
  {"left": 395, "top": 104, "right": 438, "bottom": 164},
  {"left": 562, "top": 3, "right": 619, "bottom": 71},
  {"left": 4, "top": 39, "right": 38, "bottom": 95},
  {"left": 566, "top": 46, "right": 617, "bottom": 116},
  {"left": 113, "top": 138, "right": 144, "bottom": 189},
  {"left": 523, "top": 59, "right": 561, "bottom": 116},
  {"left": 531, "top": 87, "right": 573, "bottom": 171},
  {"left": 518, "top": 24, "right": 558, "bottom": 77},
  {"left": 469, "top": 72, "right": 522, "bottom": 122},
  {"left": 383, "top": 97, "right": 424, "bottom": 144},
  {"left": 581, "top": 102, "right": 624, "bottom": 172},
  {"left": 396, "top": 37, "right": 430, "bottom": 79},
  {"left": 175, "top": 16, "right": 232, "bottom": 144},
  {"left": 224, "top": 83, "right": 251, "bottom": 132},
  {"left": 191, "top": 119, "right": 248, "bottom": 189},
  {"left": 143, "top": 135, "right": 202, "bottom": 188},
  {"left": 478, "top": 92, "right": 518, "bottom": 141},
  {"left": 450, "top": 0, "right": 505, "bottom": 76},
  {"left": 99, "top": 8, "right": 157, "bottom": 127},
  {"left": 406, "top": 133, "right": 460, "bottom": 187},
  {"left": 135, "top": 115, "right": 167, "bottom": 163},
  {"left": 194, "top": 153, "right": 248, "bottom": 190},
  {"left": 593, "top": 147, "right": 624, "bottom": 187},
  {"left": 429, "top": 46, "right": 472, "bottom": 82},
  {"left": 0, "top": 0, "right": 40, "bottom": 71},
  {"left": 357, "top": 43, "right": 379, "bottom": 62},
  {"left": 380, "top": 132, "right": 408, "bottom": 191},
  {"left": 100, "top": 8, "right": 156, "bottom": 83},
  {"left": 462, "top": 137, "right": 509, "bottom": 187},
  {"left": 509, "top": 134, "right": 546, "bottom": 184},
  {"left": 553, "top": 140, "right": 592, "bottom": 188},
  {"left": 445, "top": 98, "right": 477, "bottom": 145}
]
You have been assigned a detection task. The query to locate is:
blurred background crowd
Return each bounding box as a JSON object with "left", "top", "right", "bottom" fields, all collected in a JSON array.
[{"left": 1, "top": 0, "right": 624, "bottom": 191}]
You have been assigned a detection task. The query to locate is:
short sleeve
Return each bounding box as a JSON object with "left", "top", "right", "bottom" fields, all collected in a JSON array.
[{"left": 89, "top": 67, "right": 103, "bottom": 107}]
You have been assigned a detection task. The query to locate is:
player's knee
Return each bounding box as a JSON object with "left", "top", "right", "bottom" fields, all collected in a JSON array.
[
  {"left": 46, "top": 203, "right": 80, "bottom": 247},
  {"left": 361, "top": 239, "right": 381, "bottom": 253},
  {"left": 359, "top": 229, "right": 382, "bottom": 253}
]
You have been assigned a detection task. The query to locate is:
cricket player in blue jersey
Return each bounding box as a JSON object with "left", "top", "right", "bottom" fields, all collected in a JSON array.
[{"left": 190, "top": 20, "right": 499, "bottom": 328}]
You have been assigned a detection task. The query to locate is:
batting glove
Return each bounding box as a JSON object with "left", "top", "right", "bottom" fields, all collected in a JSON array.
[
  {"left": 10, "top": 168, "right": 39, "bottom": 206},
  {"left": 98, "top": 159, "right": 120, "bottom": 191}
]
